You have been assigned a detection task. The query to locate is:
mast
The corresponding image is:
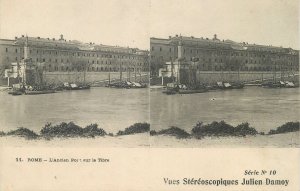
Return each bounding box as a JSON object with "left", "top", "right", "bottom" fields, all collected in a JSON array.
[
  {"left": 139, "top": 72, "right": 142, "bottom": 82},
  {"left": 119, "top": 63, "right": 122, "bottom": 82},
  {"left": 83, "top": 65, "right": 86, "bottom": 84},
  {"left": 108, "top": 69, "right": 111, "bottom": 85},
  {"left": 274, "top": 62, "right": 276, "bottom": 83},
  {"left": 171, "top": 60, "right": 174, "bottom": 83},
  {"left": 134, "top": 66, "right": 137, "bottom": 82},
  {"left": 128, "top": 67, "right": 131, "bottom": 81}
]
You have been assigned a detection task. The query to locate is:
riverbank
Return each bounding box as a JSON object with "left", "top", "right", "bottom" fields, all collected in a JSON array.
[
  {"left": 0, "top": 122, "right": 150, "bottom": 147},
  {"left": 0, "top": 133, "right": 149, "bottom": 147},
  {"left": 150, "top": 131, "right": 299, "bottom": 147},
  {"left": 150, "top": 121, "right": 299, "bottom": 147}
]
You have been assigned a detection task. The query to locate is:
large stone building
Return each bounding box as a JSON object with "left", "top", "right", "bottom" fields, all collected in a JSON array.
[
  {"left": 150, "top": 34, "right": 299, "bottom": 76},
  {"left": 0, "top": 35, "right": 149, "bottom": 84}
]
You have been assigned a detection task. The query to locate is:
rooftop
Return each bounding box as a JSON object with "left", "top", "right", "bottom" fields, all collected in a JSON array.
[
  {"left": 151, "top": 34, "right": 299, "bottom": 54},
  {"left": 8, "top": 35, "right": 148, "bottom": 55}
]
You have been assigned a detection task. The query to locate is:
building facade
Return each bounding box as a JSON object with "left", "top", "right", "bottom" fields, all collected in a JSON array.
[
  {"left": 0, "top": 35, "right": 149, "bottom": 79},
  {"left": 150, "top": 34, "right": 299, "bottom": 76}
]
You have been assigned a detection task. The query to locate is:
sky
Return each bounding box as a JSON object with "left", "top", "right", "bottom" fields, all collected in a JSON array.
[{"left": 0, "top": 0, "right": 298, "bottom": 50}]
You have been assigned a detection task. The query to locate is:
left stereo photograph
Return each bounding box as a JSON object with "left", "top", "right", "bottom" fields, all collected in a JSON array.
[
  {"left": 0, "top": 0, "right": 151, "bottom": 147},
  {"left": 0, "top": 34, "right": 150, "bottom": 147}
]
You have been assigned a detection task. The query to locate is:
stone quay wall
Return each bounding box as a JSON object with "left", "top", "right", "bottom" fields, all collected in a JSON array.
[{"left": 196, "top": 71, "right": 299, "bottom": 84}]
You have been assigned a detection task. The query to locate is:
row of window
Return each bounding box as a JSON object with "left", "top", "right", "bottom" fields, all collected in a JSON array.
[
  {"left": 41, "top": 65, "right": 147, "bottom": 72},
  {"left": 4, "top": 47, "right": 146, "bottom": 60},
  {"left": 194, "top": 64, "right": 298, "bottom": 72},
  {"left": 151, "top": 46, "right": 298, "bottom": 60},
  {"left": 5, "top": 56, "right": 147, "bottom": 67},
  {"left": 151, "top": 55, "right": 297, "bottom": 65}
]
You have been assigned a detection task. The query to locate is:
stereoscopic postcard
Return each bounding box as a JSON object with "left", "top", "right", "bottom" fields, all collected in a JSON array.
[{"left": 0, "top": 0, "right": 299, "bottom": 190}]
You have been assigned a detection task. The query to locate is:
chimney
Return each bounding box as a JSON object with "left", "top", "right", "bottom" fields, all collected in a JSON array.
[{"left": 213, "top": 34, "right": 217, "bottom": 40}]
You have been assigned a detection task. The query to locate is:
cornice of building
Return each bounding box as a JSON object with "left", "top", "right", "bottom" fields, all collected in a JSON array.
[
  {"left": 152, "top": 35, "right": 299, "bottom": 54},
  {"left": 1, "top": 35, "right": 148, "bottom": 55}
]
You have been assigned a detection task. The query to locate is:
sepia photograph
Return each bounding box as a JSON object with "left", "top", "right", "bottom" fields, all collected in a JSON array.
[
  {"left": 149, "top": 0, "right": 299, "bottom": 147},
  {"left": 0, "top": 0, "right": 299, "bottom": 190},
  {"left": 0, "top": 0, "right": 150, "bottom": 148}
]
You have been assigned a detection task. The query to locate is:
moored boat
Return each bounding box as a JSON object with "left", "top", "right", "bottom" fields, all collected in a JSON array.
[
  {"left": 25, "top": 89, "right": 56, "bottom": 95},
  {"left": 162, "top": 89, "right": 177, "bottom": 95},
  {"left": 178, "top": 88, "right": 208, "bottom": 94},
  {"left": 10, "top": 91, "right": 23, "bottom": 96},
  {"left": 261, "top": 81, "right": 281, "bottom": 88},
  {"left": 231, "top": 82, "right": 245, "bottom": 89}
]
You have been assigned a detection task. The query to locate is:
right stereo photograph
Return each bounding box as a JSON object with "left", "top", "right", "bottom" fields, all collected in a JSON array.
[{"left": 149, "top": 0, "right": 299, "bottom": 147}]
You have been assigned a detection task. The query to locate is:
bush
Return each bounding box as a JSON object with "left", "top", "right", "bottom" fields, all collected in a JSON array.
[
  {"left": 234, "top": 122, "right": 258, "bottom": 136},
  {"left": 7, "top": 127, "right": 39, "bottom": 139},
  {"left": 192, "top": 121, "right": 235, "bottom": 138},
  {"left": 153, "top": 126, "right": 190, "bottom": 139},
  {"left": 150, "top": 130, "right": 157, "bottom": 136},
  {"left": 268, "top": 122, "right": 299, "bottom": 135},
  {"left": 117, "top": 123, "right": 150, "bottom": 136},
  {"left": 0, "top": 131, "right": 5, "bottom": 136},
  {"left": 82, "top": 124, "right": 106, "bottom": 137},
  {"left": 108, "top": 133, "right": 114, "bottom": 136},
  {"left": 40, "top": 122, "right": 84, "bottom": 138}
]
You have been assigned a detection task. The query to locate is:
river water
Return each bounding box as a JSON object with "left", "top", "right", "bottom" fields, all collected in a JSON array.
[
  {"left": 0, "top": 87, "right": 149, "bottom": 134},
  {"left": 1, "top": 86, "right": 299, "bottom": 134},
  {"left": 150, "top": 86, "right": 300, "bottom": 133}
]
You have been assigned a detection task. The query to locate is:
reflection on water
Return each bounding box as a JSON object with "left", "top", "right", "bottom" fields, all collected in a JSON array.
[
  {"left": 0, "top": 88, "right": 149, "bottom": 133},
  {"left": 150, "top": 86, "right": 300, "bottom": 133}
]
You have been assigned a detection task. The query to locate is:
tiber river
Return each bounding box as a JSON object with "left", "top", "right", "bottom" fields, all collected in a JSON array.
[
  {"left": 151, "top": 86, "right": 299, "bottom": 133},
  {"left": 0, "top": 87, "right": 149, "bottom": 134},
  {"left": 0, "top": 86, "right": 299, "bottom": 134}
]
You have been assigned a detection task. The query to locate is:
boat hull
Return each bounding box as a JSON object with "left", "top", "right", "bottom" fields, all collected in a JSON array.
[
  {"left": 178, "top": 89, "right": 208, "bottom": 94},
  {"left": 25, "top": 90, "right": 56, "bottom": 95}
]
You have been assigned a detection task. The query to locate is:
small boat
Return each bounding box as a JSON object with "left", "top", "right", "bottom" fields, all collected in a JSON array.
[
  {"left": 25, "top": 90, "right": 56, "bottom": 95},
  {"left": 129, "top": 82, "right": 147, "bottom": 88},
  {"left": 11, "top": 91, "right": 23, "bottom": 96},
  {"left": 178, "top": 88, "right": 208, "bottom": 94},
  {"left": 63, "top": 82, "right": 90, "bottom": 90},
  {"left": 284, "top": 81, "right": 297, "bottom": 88},
  {"left": 223, "top": 82, "right": 232, "bottom": 89},
  {"left": 215, "top": 82, "right": 232, "bottom": 90},
  {"left": 78, "top": 84, "right": 91, "bottom": 90},
  {"left": 162, "top": 89, "right": 177, "bottom": 95},
  {"left": 261, "top": 81, "right": 281, "bottom": 88},
  {"left": 231, "top": 82, "right": 245, "bottom": 89}
]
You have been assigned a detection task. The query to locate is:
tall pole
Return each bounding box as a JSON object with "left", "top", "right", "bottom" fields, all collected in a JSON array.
[
  {"left": 139, "top": 72, "right": 141, "bottom": 82},
  {"left": 84, "top": 65, "right": 86, "bottom": 84},
  {"left": 108, "top": 69, "right": 111, "bottom": 85},
  {"left": 134, "top": 66, "right": 137, "bottom": 82},
  {"left": 274, "top": 62, "right": 276, "bottom": 83},
  {"left": 177, "top": 61, "right": 181, "bottom": 85},
  {"left": 120, "top": 63, "right": 122, "bottom": 82},
  {"left": 128, "top": 67, "right": 131, "bottom": 81}
]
